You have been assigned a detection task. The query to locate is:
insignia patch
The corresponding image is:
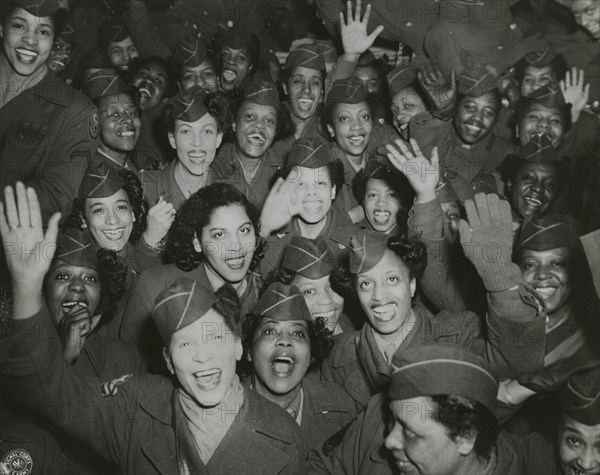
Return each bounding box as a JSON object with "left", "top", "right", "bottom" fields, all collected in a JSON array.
[
  {"left": 100, "top": 373, "right": 133, "bottom": 397},
  {"left": 1, "top": 449, "right": 33, "bottom": 475},
  {"left": 88, "top": 110, "right": 99, "bottom": 140}
]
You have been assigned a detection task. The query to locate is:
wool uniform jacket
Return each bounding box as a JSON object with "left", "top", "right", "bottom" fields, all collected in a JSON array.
[
  {"left": 0, "top": 309, "right": 305, "bottom": 475},
  {"left": 0, "top": 70, "right": 98, "bottom": 223},
  {"left": 121, "top": 262, "right": 261, "bottom": 370},
  {"left": 211, "top": 142, "right": 285, "bottom": 210},
  {"left": 141, "top": 159, "right": 218, "bottom": 211},
  {"left": 259, "top": 210, "right": 358, "bottom": 277},
  {"left": 306, "top": 393, "right": 557, "bottom": 475},
  {"left": 319, "top": 303, "right": 484, "bottom": 410}
]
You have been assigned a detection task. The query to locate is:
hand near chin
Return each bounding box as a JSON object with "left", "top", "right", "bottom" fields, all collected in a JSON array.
[
  {"left": 58, "top": 306, "right": 101, "bottom": 364},
  {"left": 143, "top": 196, "right": 175, "bottom": 248}
]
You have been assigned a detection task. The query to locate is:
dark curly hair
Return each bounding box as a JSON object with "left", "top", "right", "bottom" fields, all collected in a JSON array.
[
  {"left": 240, "top": 312, "right": 333, "bottom": 377},
  {"left": 430, "top": 394, "right": 499, "bottom": 461},
  {"left": 92, "top": 85, "right": 143, "bottom": 118},
  {"left": 165, "top": 183, "right": 261, "bottom": 271},
  {"left": 230, "top": 99, "right": 295, "bottom": 143},
  {"left": 65, "top": 170, "right": 147, "bottom": 245},
  {"left": 173, "top": 54, "right": 219, "bottom": 84},
  {"left": 212, "top": 284, "right": 242, "bottom": 338},
  {"left": 129, "top": 55, "right": 178, "bottom": 101},
  {"left": 164, "top": 91, "right": 233, "bottom": 136},
  {"left": 96, "top": 248, "right": 129, "bottom": 323},
  {"left": 262, "top": 268, "right": 346, "bottom": 302},
  {"left": 331, "top": 234, "right": 427, "bottom": 298},
  {"left": 1, "top": 2, "right": 67, "bottom": 34},
  {"left": 513, "top": 55, "right": 568, "bottom": 89},
  {"left": 320, "top": 95, "right": 379, "bottom": 142}
]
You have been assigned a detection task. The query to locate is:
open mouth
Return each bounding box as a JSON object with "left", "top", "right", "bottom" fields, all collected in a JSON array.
[
  {"left": 102, "top": 228, "right": 126, "bottom": 241},
  {"left": 16, "top": 47, "right": 39, "bottom": 64},
  {"left": 222, "top": 69, "right": 238, "bottom": 83},
  {"left": 193, "top": 369, "right": 222, "bottom": 389},
  {"left": 224, "top": 254, "right": 247, "bottom": 269},
  {"left": 566, "top": 468, "right": 600, "bottom": 475},
  {"left": 271, "top": 355, "right": 295, "bottom": 375},
  {"left": 464, "top": 122, "right": 483, "bottom": 134},
  {"left": 188, "top": 150, "right": 207, "bottom": 163},
  {"left": 297, "top": 99, "right": 314, "bottom": 111},
  {"left": 312, "top": 310, "right": 336, "bottom": 319},
  {"left": 372, "top": 210, "right": 391, "bottom": 224},
  {"left": 247, "top": 133, "right": 266, "bottom": 146},
  {"left": 534, "top": 286, "right": 558, "bottom": 299},
  {"left": 347, "top": 135, "right": 366, "bottom": 147},
  {"left": 138, "top": 87, "right": 152, "bottom": 100},
  {"left": 371, "top": 303, "right": 397, "bottom": 322},
  {"left": 303, "top": 200, "right": 322, "bottom": 213},
  {"left": 61, "top": 300, "right": 89, "bottom": 310},
  {"left": 523, "top": 196, "right": 542, "bottom": 208},
  {"left": 117, "top": 129, "right": 136, "bottom": 138}
]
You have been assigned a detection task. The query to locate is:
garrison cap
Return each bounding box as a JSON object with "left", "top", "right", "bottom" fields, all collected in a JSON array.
[
  {"left": 286, "top": 137, "right": 331, "bottom": 169},
  {"left": 437, "top": 180, "right": 459, "bottom": 204},
  {"left": 13, "top": 0, "right": 67, "bottom": 16},
  {"left": 558, "top": 365, "right": 600, "bottom": 425},
  {"left": 457, "top": 66, "right": 499, "bottom": 98},
  {"left": 78, "top": 161, "right": 125, "bottom": 200},
  {"left": 517, "top": 135, "right": 563, "bottom": 164},
  {"left": 327, "top": 77, "right": 367, "bottom": 104},
  {"left": 518, "top": 214, "right": 582, "bottom": 252},
  {"left": 520, "top": 84, "right": 569, "bottom": 109},
  {"left": 362, "top": 159, "right": 394, "bottom": 179},
  {"left": 387, "top": 64, "right": 419, "bottom": 98},
  {"left": 242, "top": 78, "right": 280, "bottom": 107},
  {"left": 99, "top": 18, "right": 129, "bottom": 46},
  {"left": 253, "top": 283, "right": 311, "bottom": 322},
  {"left": 285, "top": 43, "right": 326, "bottom": 72},
  {"left": 82, "top": 68, "right": 129, "bottom": 101},
  {"left": 215, "top": 26, "right": 257, "bottom": 52},
  {"left": 174, "top": 29, "right": 209, "bottom": 67},
  {"left": 168, "top": 85, "right": 209, "bottom": 122},
  {"left": 523, "top": 44, "right": 558, "bottom": 68},
  {"left": 357, "top": 49, "right": 377, "bottom": 67},
  {"left": 55, "top": 228, "right": 98, "bottom": 268},
  {"left": 348, "top": 229, "right": 389, "bottom": 274},
  {"left": 390, "top": 344, "right": 499, "bottom": 409},
  {"left": 152, "top": 278, "right": 223, "bottom": 344},
  {"left": 282, "top": 236, "right": 335, "bottom": 279}
]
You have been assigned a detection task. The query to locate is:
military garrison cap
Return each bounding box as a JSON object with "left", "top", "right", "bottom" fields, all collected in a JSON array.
[
  {"left": 78, "top": 161, "right": 126, "bottom": 199},
  {"left": 13, "top": 0, "right": 67, "bottom": 17},
  {"left": 558, "top": 365, "right": 600, "bottom": 425},
  {"left": 243, "top": 78, "right": 280, "bottom": 107},
  {"left": 174, "top": 29, "right": 210, "bottom": 67},
  {"left": 327, "top": 77, "right": 367, "bottom": 104},
  {"left": 282, "top": 236, "right": 336, "bottom": 279},
  {"left": 168, "top": 86, "right": 209, "bottom": 122},
  {"left": 348, "top": 229, "right": 389, "bottom": 274},
  {"left": 286, "top": 137, "right": 331, "bottom": 169},
  {"left": 55, "top": 228, "right": 98, "bottom": 268},
  {"left": 518, "top": 214, "right": 582, "bottom": 251},
  {"left": 82, "top": 69, "right": 129, "bottom": 101},
  {"left": 253, "top": 283, "right": 311, "bottom": 322},
  {"left": 285, "top": 43, "right": 326, "bottom": 72}
]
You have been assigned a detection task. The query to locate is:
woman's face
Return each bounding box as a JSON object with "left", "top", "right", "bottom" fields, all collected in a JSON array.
[
  {"left": 289, "top": 165, "right": 336, "bottom": 225},
  {"left": 1, "top": 7, "right": 54, "bottom": 76},
  {"left": 250, "top": 318, "right": 311, "bottom": 398},
  {"left": 568, "top": 0, "right": 600, "bottom": 39},
  {"left": 518, "top": 246, "right": 573, "bottom": 315},
  {"left": 517, "top": 104, "right": 565, "bottom": 148},
  {"left": 84, "top": 188, "right": 135, "bottom": 252},
  {"left": 130, "top": 62, "right": 168, "bottom": 109},
  {"left": 558, "top": 413, "right": 600, "bottom": 475},
  {"left": 47, "top": 36, "right": 72, "bottom": 74},
  {"left": 181, "top": 60, "right": 219, "bottom": 93},
  {"left": 327, "top": 102, "right": 373, "bottom": 158},
  {"left": 356, "top": 249, "right": 416, "bottom": 339},
  {"left": 44, "top": 261, "right": 101, "bottom": 327},
  {"left": 390, "top": 88, "right": 427, "bottom": 134},
  {"left": 521, "top": 65, "right": 557, "bottom": 97},
  {"left": 234, "top": 102, "right": 278, "bottom": 159},
  {"left": 508, "top": 162, "right": 560, "bottom": 219},
  {"left": 454, "top": 94, "right": 499, "bottom": 145},
  {"left": 108, "top": 36, "right": 139, "bottom": 72},
  {"left": 197, "top": 204, "right": 256, "bottom": 284},
  {"left": 364, "top": 178, "right": 402, "bottom": 234},
  {"left": 353, "top": 65, "right": 381, "bottom": 95},
  {"left": 285, "top": 66, "right": 323, "bottom": 121},
  {"left": 169, "top": 113, "right": 223, "bottom": 177},
  {"left": 220, "top": 45, "right": 252, "bottom": 91},
  {"left": 292, "top": 274, "right": 344, "bottom": 330},
  {"left": 98, "top": 94, "right": 142, "bottom": 153}
]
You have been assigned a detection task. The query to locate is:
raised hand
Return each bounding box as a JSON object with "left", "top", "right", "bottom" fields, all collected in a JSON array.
[
  {"left": 560, "top": 67, "right": 590, "bottom": 124},
  {"left": 418, "top": 63, "right": 457, "bottom": 113},
  {"left": 143, "top": 196, "right": 176, "bottom": 249},
  {"left": 260, "top": 176, "right": 302, "bottom": 237},
  {"left": 458, "top": 193, "right": 516, "bottom": 292},
  {"left": 385, "top": 138, "right": 439, "bottom": 203},
  {"left": 0, "top": 182, "right": 61, "bottom": 319},
  {"left": 340, "top": 0, "right": 384, "bottom": 58}
]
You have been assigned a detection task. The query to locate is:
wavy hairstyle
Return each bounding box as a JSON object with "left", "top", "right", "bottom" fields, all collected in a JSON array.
[
  {"left": 165, "top": 183, "right": 262, "bottom": 271},
  {"left": 65, "top": 169, "right": 147, "bottom": 245}
]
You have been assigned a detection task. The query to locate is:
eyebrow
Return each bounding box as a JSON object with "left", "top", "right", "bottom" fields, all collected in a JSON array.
[{"left": 564, "top": 425, "right": 583, "bottom": 435}]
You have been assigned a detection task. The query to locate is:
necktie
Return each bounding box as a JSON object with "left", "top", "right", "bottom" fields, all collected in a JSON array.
[{"left": 384, "top": 342, "right": 397, "bottom": 364}]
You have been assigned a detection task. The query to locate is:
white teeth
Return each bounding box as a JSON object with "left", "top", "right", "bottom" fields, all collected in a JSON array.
[
  {"left": 188, "top": 151, "right": 206, "bottom": 161},
  {"left": 139, "top": 88, "right": 151, "bottom": 98},
  {"left": 103, "top": 229, "right": 124, "bottom": 240},
  {"left": 273, "top": 356, "right": 294, "bottom": 364},
  {"left": 17, "top": 48, "right": 38, "bottom": 58},
  {"left": 62, "top": 301, "right": 88, "bottom": 309},
  {"left": 226, "top": 257, "right": 244, "bottom": 265},
  {"left": 298, "top": 99, "right": 313, "bottom": 110},
  {"left": 194, "top": 369, "right": 220, "bottom": 378},
  {"left": 524, "top": 197, "right": 542, "bottom": 206},
  {"left": 372, "top": 303, "right": 397, "bottom": 321},
  {"left": 303, "top": 201, "right": 321, "bottom": 212},
  {"left": 313, "top": 310, "right": 335, "bottom": 318},
  {"left": 465, "top": 124, "right": 482, "bottom": 133},
  {"left": 118, "top": 131, "right": 135, "bottom": 137},
  {"left": 535, "top": 287, "right": 557, "bottom": 297},
  {"left": 348, "top": 136, "right": 365, "bottom": 146},
  {"left": 247, "top": 134, "right": 265, "bottom": 145}
]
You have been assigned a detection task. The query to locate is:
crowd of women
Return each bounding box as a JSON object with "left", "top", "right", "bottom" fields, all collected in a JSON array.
[{"left": 0, "top": 0, "right": 599, "bottom": 474}]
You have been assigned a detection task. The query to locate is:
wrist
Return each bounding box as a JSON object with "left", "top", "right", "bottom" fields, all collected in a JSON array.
[
  {"left": 416, "top": 190, "right": 438, "bottom": 204},
  {"left": 142, "top": 231, "right": 163, "bottom": 249},
  {"left": 342, "top": 53, "right": 360, "bottom": 63}
]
